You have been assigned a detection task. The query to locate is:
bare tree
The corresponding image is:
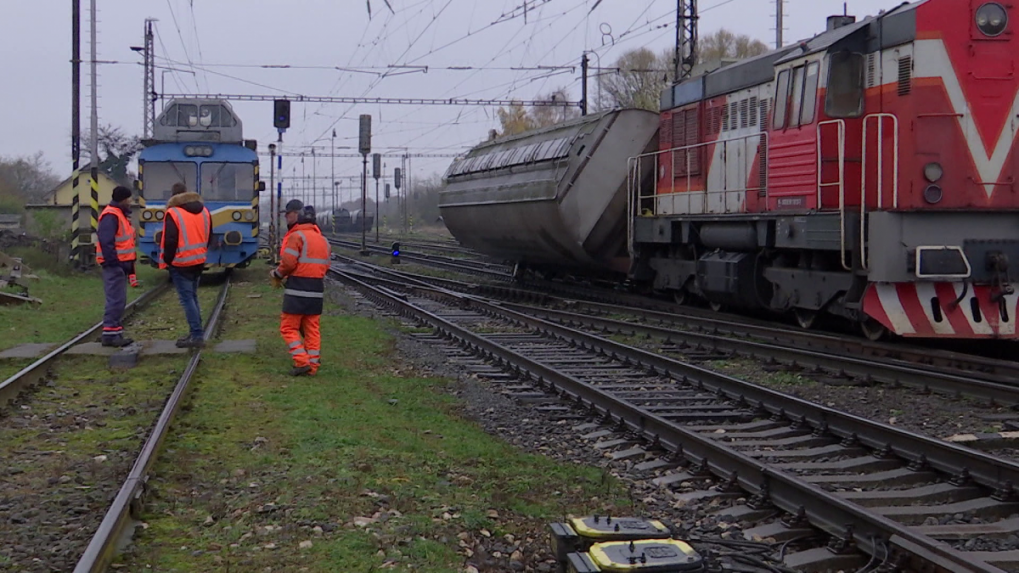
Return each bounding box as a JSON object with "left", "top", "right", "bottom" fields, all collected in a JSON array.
[
  {"left": 699, "top": 28, "right": 769, "bottom": 64},
  {"left": 495, "top": 87, "right": 581, "bottom": 137},
  {"left": 0, "top": 152, "right": 60, "bottom": 204},
  {"left": 79, "top": 125, "right": 144, "bottom": 184},
  {"left": 596, "top": 48, "right": 673, "bottom": 112}
]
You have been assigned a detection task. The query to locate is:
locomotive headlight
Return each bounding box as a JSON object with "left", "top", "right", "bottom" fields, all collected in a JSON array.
[
  {"left": 976, "top": 3, "right": 1008, "bottom": 37},
  {"left": 142, "top": 210, "right": 153, "bottom": 221},
  {"left": 924, "top": 185, "right": 944, "bottom": 204},
  {"left": 243, "top": 211, "right": 255, "bottom": 221},
  {"left": 231, "top": 211, "right": 242, "bottom": 221},
  {"left": 924, "top": 162, "right": 944, "bottom": 183},
  {"left": 155, "top": 210, "right": 164, "bottom": 221}
]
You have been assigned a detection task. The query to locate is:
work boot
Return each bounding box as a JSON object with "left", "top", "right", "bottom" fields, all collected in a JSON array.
[
  {"left": 289, "top": 365, "right": 313, "bottom": 377},
  {"left": 101, "top": 336, "right": 134, "bottom": 348},
  {"left": 176, "top": 336, "right": 206, "bottom": 349},
  {"left": 176, "top": 336, "right": 190, "bottom": 345}
]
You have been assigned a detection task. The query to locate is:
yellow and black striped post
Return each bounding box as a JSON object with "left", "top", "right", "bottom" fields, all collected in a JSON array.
[
  {"left": 70, "top": 167, "right": 81, "bottom": 264},
  {"left": 252, "top": 163, "right": 260, "bottom": 238}
]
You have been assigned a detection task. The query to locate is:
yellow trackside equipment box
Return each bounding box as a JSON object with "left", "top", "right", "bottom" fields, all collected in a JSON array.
[
  {"left": 550, "top": 517, "right": 672, "bottom": 570},
  {"left": 566, "top": 539, "right": 705, "bottom": 573}
]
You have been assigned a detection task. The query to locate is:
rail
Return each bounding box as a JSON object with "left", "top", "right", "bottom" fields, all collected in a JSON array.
[
  {"left": 0, "top": 282, "right": 170, "bottom": 407},
  {"left": 73, "top": 276, "right": 232, "bottom": 573},
  {"left": 335, "top": 268, "right": 1011, "bottom": 573}
]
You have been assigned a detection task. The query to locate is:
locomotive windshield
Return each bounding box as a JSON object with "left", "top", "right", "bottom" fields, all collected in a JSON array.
[
  {"left": 201, "top": 162, "right": 254, "bottom": 201},
  {"left": 144, "top": 162, "right": 198, "bottom": 200}
]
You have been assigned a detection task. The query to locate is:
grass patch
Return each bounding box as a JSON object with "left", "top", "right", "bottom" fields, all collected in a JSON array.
[{"left": 121, "top": 271, "right": 630, "bottom": 571}]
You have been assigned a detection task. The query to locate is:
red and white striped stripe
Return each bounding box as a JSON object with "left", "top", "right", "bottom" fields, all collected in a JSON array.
[{"left": 863, "top": 282, "right": 1019, "bottom": 338}]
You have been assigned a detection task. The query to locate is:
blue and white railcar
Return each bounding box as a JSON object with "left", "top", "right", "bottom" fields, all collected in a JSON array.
[{"left": 136, "top": 99, "right": 264, "bottom": 268}]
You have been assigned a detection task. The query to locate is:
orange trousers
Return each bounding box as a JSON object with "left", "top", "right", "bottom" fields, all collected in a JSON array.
[{"left": 280, "top": 313, "right": 321, "bottom": 374}]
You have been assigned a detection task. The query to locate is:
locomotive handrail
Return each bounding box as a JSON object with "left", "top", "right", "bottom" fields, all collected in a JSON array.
[
  {"left": 861, "top": 113, "right": 900, "bottom": 271},
  {"left": 628, "top": 132, "right": 769, "bottom": 218},
  {"left": 817, "top": 119, "right": 849, "bottom": 270}
]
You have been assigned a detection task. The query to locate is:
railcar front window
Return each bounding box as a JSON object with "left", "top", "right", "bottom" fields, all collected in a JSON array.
[
  {"left": 825, "top": 51, "right": 865, "bottom": 118},
  {"left": 201, "top": 162, "right": 255, "bottom": 202},
  {"left": 143, "top": 162, "right": 198, "bottom": 200}
]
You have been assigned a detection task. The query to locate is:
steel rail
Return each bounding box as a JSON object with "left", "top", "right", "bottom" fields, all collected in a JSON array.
[
  {"left": 507, "top": 302, "right": 1019, "bottom": 406},
  {"left": 0, "top": 283, "right": 170, "bottom": 407},
  {"left": 328, "top": 239, "right": 512, "bottom": 280},
  {"left": 332, "top": 268, "right": 1007, "bottom": 573},
  {"left": 333, "top": 255, "right": 1018, "bottom": 386},
  {"left": 73, "top": 276, "right": 232, "bottom": 573}
]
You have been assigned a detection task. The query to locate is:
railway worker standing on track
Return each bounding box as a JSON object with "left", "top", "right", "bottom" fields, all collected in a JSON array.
[
  {"left": 270, "top": 200, "right": 331, "bottom": 376},
  {"left": 96, "top": 185, "right": 137, "bottom": 347},
  {"left": 161, "top": 182, "right": 212, "bottom": 349}
]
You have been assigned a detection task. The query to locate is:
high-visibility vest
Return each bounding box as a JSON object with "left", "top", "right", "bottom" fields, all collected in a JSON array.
[
  {"left": 95, "top": 205, "right": 136, "bottom": 264},
  {"left": 279, "top": 223, "right": 331, "bottom": 315},
  {"left": 160, "top": 206, "right": 211, "bottom": 268}
]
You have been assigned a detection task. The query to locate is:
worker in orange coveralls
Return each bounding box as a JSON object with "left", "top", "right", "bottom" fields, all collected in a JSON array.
[{"left": 269, "top": 200, "right": 331, "bottom": 376}]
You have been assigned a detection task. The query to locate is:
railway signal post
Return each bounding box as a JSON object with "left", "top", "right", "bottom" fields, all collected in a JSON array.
[{"left": 359, "top": 115, "right": 371, "bottom": 256}]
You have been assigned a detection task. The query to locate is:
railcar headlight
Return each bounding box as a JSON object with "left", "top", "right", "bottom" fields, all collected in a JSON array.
[
  {"left": 924, "top": 162, "right": 944, "bottom": 183},
  {"left": 155, "top": 210, "right": 164, "bottom": 221},
  {"left": 184, "top": 146, "right": 196, "bottom": 156},
  {"left": 244, "top": 211, "right": 255, "bottom": 221},
  {"left": 977, "top": 3, "right": 1008, "bottom": 37},
  {"left": 231, "top": 211, "right": 242, "bottom": 221},
  {"left": 142, "top": 210, "right": 153, "bottom": 221}
]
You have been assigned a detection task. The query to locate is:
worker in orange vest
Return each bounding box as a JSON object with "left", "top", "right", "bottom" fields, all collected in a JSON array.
[
  {"left": 96, "top": 186, "right": 137, "bottom": 347},
  {"left": 161, "top": 182, "right": 212, "bottom": 348},
  {"left": 270, "top": 200, "right": 331, "bottom": 376}
]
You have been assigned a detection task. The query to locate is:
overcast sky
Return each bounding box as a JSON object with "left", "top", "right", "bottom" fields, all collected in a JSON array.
[{"left": 1, "top": 0, "right": 895, "bottom": 199}]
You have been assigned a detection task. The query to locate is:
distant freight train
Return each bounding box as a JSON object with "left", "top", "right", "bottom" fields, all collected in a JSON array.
[
  {"left": 441, "top": 0, "right": 1019, "bottom": 341},
  {"left": 316, "top": 208, "right": 374, "bottom": 234}
]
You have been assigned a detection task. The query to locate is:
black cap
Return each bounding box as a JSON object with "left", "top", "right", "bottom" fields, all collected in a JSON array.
[
  {"left": 112, "top": 186, "right": 132, "bottom": 203},
  {"left": 284, "top": 199, "right": 304, "bottom": 214},
  {"left": 299, "top": 205, "right": 317, "bottom": 223}
]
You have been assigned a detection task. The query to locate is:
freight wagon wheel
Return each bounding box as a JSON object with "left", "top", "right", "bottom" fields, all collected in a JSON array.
[
  {"left": 672, "top": 290, "right": 687, "bottom": 305},
  {"left": 860, "top": 318, "right": 887, "bottom": 341},
  {"left": 794, "top": 309, "right": 817, "bottom": 330}
]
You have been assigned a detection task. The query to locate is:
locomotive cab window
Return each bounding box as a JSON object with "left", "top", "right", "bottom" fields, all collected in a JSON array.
[
  {"left": 825, "top": 51, "right": 865, "bottom": 118},
  {"left": 773, "top": 70, "right": 791, "bottom": 129},
  {"left": 800, "top": 63, "right": 820, "bottom": 124}
]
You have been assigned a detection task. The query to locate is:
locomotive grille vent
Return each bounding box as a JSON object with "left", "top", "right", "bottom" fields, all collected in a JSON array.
[
  {"left": 749, "top": 96, "right": 759, "bottom": 126},
  {"left": 758, "top": 99, "right": 769, "bottom": 196},
  {"left": 866, "top": 53, "right": 877, "bottom": 88},
  {"left": 898, "top": 56, "right": 913, "bottom": 96},
  {"left": 740, "top": 99, "right": 750, "bottom": 129}
]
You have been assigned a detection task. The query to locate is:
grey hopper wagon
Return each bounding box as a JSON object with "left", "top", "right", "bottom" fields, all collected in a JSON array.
[{"left": 439, "top": 109, "right": 660, "bottom": 275}]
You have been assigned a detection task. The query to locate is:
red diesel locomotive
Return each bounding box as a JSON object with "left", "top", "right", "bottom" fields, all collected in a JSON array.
[{"left": 629, "top": 0, "right": 1019, "bottom": 339}]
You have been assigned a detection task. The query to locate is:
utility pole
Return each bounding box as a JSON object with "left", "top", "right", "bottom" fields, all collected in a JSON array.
[
  {"left": 330, "top": 129, "right": 336, "bottom": 231},
  {"left": 311, "top": 148, "right": 317, "bottom": 208},
  {"left": 268, "top": 143, "right": 276, "bottom": 258},
  {"left": 580, "top": 53, "right": 589, "bottom": 116},
  {"left": 87, "top": 0, "right": 99, "bottom": 265},
  {"left": 359, "top": 115, "right": 371, "bottom": 255},
  {"left": 675, "top": 0, "right": 698, "bottom": 82},
  {"left": 71, "top": 0, "right": 82, "bottom": 265},
  {"left": 775, "top": 0, "right": 785, "bottom": 49},
  {"left": 142, "top": 19, "right": 155, "bottom": 139},
  {"left": 372, "top": 153, "right": 381, "bottom": 243}
]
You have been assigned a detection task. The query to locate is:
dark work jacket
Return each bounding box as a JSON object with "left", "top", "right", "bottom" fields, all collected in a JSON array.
[
  {"left": 98, "top": 203, "right": 133, "bottom": 271},
  {"left": 162, "top": 192, "right": 210, "bottom": 278}
]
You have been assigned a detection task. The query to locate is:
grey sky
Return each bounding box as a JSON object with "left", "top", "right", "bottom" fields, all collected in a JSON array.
[{"left": 1, "top": 0, "right": 894, "bottom": 196}]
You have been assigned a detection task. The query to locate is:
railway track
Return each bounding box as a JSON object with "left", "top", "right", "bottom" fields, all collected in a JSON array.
[
  {"left": 328, "top": 237, "right": 512, "bottom": 280},
  {"left": 334, "top": 255, "right": 1019, "bottom": 408},
  {"left": 332, "top": 264, "right": 1019, "bottom": 572},
  {"left": 0, "top": 282, "right": 169, "bottom": 407},
  {"left": 70, "top": 276, "right": 232, "bottom": 572}
]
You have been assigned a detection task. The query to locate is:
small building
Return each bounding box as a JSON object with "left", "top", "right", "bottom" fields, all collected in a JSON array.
[
  {"left": 38, "top": 172, "right": 127, "bottom": 207},
  {"left": 23, "top": 172, "right": 139, "bottom": 239},
  {"left": 0, "top": 214, "right": 21, "bottom": 231}
]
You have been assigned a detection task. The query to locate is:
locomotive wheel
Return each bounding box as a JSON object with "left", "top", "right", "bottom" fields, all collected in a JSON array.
[
  {"left": 794, "top": 309, "right": 817, "bottom": 329},
  {"left": 860, "top": 318, "right": 888, "bottom": 341}
]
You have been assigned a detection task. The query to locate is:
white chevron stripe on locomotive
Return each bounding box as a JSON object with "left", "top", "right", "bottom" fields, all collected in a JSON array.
[{"left": 914, "top": 40, "right": 1019, "bottom": 198}]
